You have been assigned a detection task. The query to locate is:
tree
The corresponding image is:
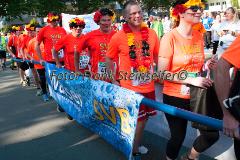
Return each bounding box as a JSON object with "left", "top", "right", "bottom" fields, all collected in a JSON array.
[
  {"left": 0, "top": 0, "right": 66, "bottom": 20},
  {"left": 70, "top": 0, "right": 125, "bottom": 14},
  {"left": 231, "top": 0, "right": 239, "bottom": 8},
  {"left": 140, "top": 0, "right": 171, "bottom": 15}
]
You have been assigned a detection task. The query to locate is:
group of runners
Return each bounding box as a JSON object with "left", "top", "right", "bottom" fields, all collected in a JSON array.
[{"left": 4, "top": 0, "right": 240, "bottom": 160}]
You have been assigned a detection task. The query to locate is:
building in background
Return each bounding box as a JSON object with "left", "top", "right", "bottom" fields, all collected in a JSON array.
[{"left": 207, "top": 0, "right": 240, "bottom": 11}]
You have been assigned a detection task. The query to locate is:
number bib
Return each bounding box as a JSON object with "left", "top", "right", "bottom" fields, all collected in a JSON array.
[
  {"left": 97, "top": 62, "right": 116, "bottom": 75},
  {"left": 79, "top": 55, "right": 90, "bottom": 69},
  {"left": 131, "top": 65, "right": 153, "bottom": 86}
]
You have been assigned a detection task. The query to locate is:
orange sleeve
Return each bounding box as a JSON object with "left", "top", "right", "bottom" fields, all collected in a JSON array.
[
  {"left": 54, "top": 35, "right": 66, "bottom": 52},
  {"left": 77, "top": 35, "right": 88, "bottom": 53},
  {"left": 222, "top": 36, "right": 240, "bottom": 68},
  {"left": 8, "top": 36, "right": 13, "bottom": 47},
  {"left": 20, "top": 36, "right": 27, "bottom": 49},
  {"left": 152, "top": 30, "right": 160, "bottom": 57},
  {"left": 106, "top": 33, "right": 119, "bottom": 59},
  {"left": 27, "top": 40, "right": 33, "bottom": 55},
  {"left": 159, "top": 32, "right": 174, "bottom": 60}
]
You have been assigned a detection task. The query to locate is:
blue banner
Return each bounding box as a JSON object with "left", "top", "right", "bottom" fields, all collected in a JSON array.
[{"left": 45, "top": 63, "right": 143, "bottom": 159}]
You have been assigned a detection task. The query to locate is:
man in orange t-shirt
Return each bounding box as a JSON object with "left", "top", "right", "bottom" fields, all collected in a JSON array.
[
  {"left": 76, "top": 8, "right": 117, "bottom": 81},
  {"left": 106, "top": 1, "right": 159, "bottom": 158},
  {"left": 35, "top": 12, "right": 67, "bottom": 102},
  {"left": 36, "top": 12, "right": 67, "bottom": 64},
  {"left": 7, "top": 25, "right": 27, "bottom": 85},
  {"left": 215, "top": 36, "right": 240, "bottom": 159},
  {"left": 54, "top": 17, "right": 86, "bottom": 72}
]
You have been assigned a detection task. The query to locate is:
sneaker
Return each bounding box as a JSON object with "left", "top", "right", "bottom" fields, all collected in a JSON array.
[
  {"left": 57, "top": 105, "right": 65, "bottom": 112},
  {"left": 36, "top": 90, "right": 43, "bottom": 96},
  {"left": 138, "top": 145, "right": 148, "bottom": 154},
  {"left": 132, "top": 153, "right": 141, "bottom": 160},
  {"left": 26, "top": 77, "right": 30, "bottom": 86},
  {"left": 42, "top": 94, "right": 49, "bottom": 102},
  {"left": 21, "top": 80, "right": 27, "bottom": 86}
]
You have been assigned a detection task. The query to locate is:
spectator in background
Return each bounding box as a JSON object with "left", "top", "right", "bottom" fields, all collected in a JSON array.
[
  {"left": 202, "top": 11, "right": 213, "bottom": 49},
  {"left": 210, "top": 14, "right": 221, "bottom": 55},
  {"left": 217, "top": 7, "right": 240, "bottom": 59},
  {"left": 151, "top": 16, "right": 164, "bottom": 39},
  {"left": 0, "top": 32, "right": 7, "bottom": 69},
  {"left": 147, "top": 15, "right": 153, "bottom": 28},
  {"left": 163, "top": 16, "right": 171, "bottom": 34}
]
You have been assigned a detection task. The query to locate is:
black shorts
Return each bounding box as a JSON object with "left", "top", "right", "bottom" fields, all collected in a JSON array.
[
  {"left": 19, "top": 61, "right": 29, "bottom": 71},
  {"left": 28, "top": 62, "right": 34, "bottom": 69},
  {"left": 0, "top": 50, "right": 6, "bottom": 59}
]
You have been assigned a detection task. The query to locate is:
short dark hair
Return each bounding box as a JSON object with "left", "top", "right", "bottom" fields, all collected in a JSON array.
[
  {"left": 122, "top": 0, "right": 139, "bottom": 16},
  {"left": 99, "top": 8, "right": 114, "bottom": 17}
]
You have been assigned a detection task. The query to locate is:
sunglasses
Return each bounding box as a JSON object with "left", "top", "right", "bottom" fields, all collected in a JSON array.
[
  {"left": 73, "top": 25, "right": 85, "bottom": 29},
  {"left": 188, "top": 6, "right": 203, "bottom": 12}
]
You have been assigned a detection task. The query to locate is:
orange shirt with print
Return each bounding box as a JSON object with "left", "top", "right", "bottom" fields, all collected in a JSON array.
[
  {"left": 78, "top": 29, "right": 116, "bottom": 74},
  {"left": 159, "top": 28, "right": 204, "bottom": 99},
  {"left": 7, "top": 34, "right": 19, "bottom": 58},
  {"left": 27, "top": 37, "right": 45, "bottom": 69},
  {"left": 222, "top": 36, "right": 240, "bottom": 68},
  {"left": 55, "top": 34, "right": 85, "bottom": 71},
  {"left": 37, "top": 25, "right": 67, "bottom": 62},
  {"left": 106, "top": 29, "right": 160, "bottom": 93}
]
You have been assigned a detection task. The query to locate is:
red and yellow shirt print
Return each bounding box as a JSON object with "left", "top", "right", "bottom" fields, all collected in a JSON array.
[{"left": 37, "top": 25, "right": 67, "bottom": 62}]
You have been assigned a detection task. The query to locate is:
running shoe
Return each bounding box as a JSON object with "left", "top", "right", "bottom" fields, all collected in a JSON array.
[{"left": 42, "top": 94, "right": 49, "bottom": 102}]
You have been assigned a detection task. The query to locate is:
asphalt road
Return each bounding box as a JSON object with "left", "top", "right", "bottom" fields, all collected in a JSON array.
[{"left": 0, "top": 66, "right": 214, "bottom": 160}]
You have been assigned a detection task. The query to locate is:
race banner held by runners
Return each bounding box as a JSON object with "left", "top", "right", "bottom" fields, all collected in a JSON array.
[{"left": 45, "top": 63, "right": 143, "bottom": 159}]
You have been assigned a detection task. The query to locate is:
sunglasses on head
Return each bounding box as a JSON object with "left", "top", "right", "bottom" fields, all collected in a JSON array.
[{"left": 188, "top": 6, "right": 203, "bottom": 12}]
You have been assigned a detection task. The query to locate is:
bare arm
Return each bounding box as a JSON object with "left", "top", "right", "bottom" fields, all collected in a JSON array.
[
  {"left": 52, "top": 48, "right": 61, "bottom": 68},
  {"left": 106, "top": 56, "right": 119, "bottom": 85},
  {"left": 7, "top": 45, "right": 16, "bottom": 58},
  {"left": 35, "top": 42, "right": 43, "bottom": 63},
  {"left": 215, "top": 58, "right": 240, "bottom": 138}
]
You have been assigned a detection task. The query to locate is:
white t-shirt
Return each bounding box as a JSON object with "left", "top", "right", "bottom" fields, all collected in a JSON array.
[
  {"left": 218, "top": 20, "right": 240, "bottom": 49},
  {"left": 210, "top": 21, "right": 221, "bottom": 41}
]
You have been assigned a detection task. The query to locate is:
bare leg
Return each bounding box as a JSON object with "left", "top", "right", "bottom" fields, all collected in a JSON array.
[{"left": 132, "top": 118, "right": 147, "bottom": 153}]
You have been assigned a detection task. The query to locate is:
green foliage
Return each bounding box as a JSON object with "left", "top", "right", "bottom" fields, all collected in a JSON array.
[
  {"left": 231, "top": 0, "right": 239, "bottom": 8},
  {"left": 0, "top": 0, "right": 66, "bottom": 20}
]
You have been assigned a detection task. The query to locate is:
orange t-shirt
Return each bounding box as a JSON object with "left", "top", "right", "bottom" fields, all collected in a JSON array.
[
  {"left": 222, "top": 36, "right": 240, "bottom": 68},
  {"left": 159, "top": 28, "right": 204, "bottom": 99},
  {"left": 21, "top": 35, "right": 33, "bottom": 59},
  {"left": 37, "top": 25, "right": 67, "bottom": 62},
  {"left": 27, "top": 37, "right": 45, "bottom": 69},
  {"left": 106, "top": 28, "right": 160, "bottom": 93},
  {"left": 17, "top": 34, "right": 27, "bottom": 58},
  {"left": 7, "top": 34, "right": 19, "bottom": 58},
  {"left": 78, "top": 29, "right": 116, "bottom": 74},
  {"left": 193, "top": 23, "right": 206, "bottom": 34},
  {"left": 54, "top": 34, "right": 85, "bottom": 71}
]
